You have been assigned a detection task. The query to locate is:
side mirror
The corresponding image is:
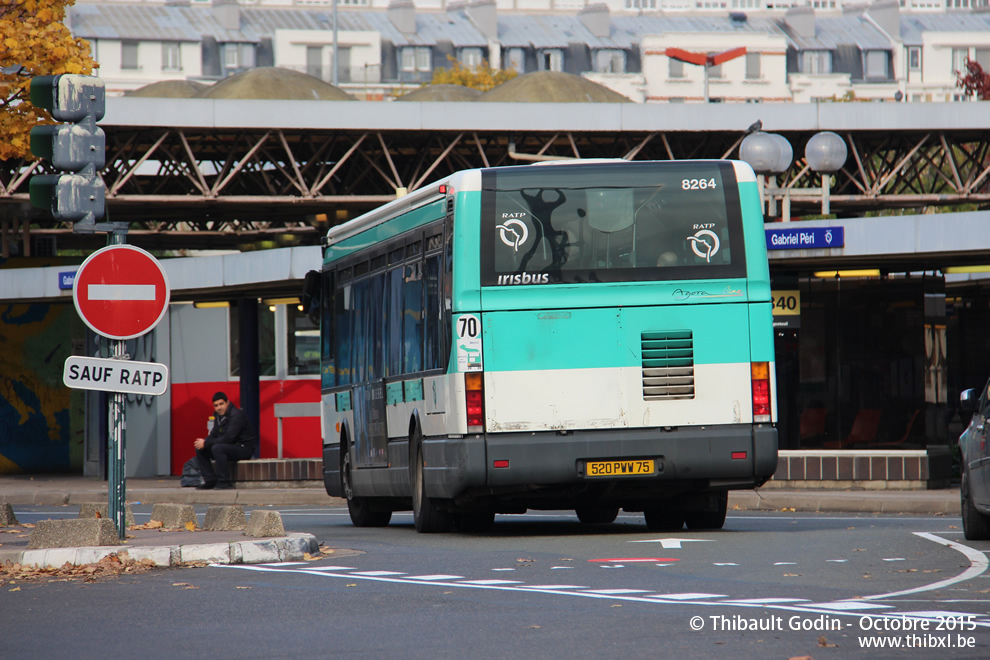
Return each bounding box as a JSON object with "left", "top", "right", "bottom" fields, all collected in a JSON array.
[{"left": 960, "top": 388, "right": 979, "bottom": 413}]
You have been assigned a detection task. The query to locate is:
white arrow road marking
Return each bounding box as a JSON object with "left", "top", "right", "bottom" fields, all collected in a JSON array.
[
  {"left": 630, "top": 538, "right": 715, "bottom": 549},
  {"left": 88, "top": 284, "right": 156, "bottom": 301}
]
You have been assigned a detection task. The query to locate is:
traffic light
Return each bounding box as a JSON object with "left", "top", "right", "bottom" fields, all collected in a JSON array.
[{"left": 29, "top": 74, "right": 106, "bottom": 231}]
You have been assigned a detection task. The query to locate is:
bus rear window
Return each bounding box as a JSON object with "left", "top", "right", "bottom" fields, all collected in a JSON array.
[{"left": 480, "top": 161, "right": 747, "bottom": 286}]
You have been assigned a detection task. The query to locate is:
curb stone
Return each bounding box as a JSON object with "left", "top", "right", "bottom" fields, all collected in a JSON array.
[{"left": 5, "top": 533, "right": 319, "bottom": 569}]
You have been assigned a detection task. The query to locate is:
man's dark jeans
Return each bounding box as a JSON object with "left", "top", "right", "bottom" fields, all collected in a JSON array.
[{"left": 196, "top": 443, "right": 254, "bottom": 486}]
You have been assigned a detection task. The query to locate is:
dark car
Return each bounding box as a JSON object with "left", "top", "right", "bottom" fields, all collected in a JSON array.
[{"left": 959, "top": 380, "right": 990, "bottom": 540}]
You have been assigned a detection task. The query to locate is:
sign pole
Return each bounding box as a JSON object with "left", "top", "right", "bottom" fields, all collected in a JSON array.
[{"left": 107, "top": 225, "right": 127, "bottom": 539}]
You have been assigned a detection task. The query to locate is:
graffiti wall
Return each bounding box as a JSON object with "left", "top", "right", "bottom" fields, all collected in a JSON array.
[{"left": 0, "top": 302, "right": 82, "bottom": 474}]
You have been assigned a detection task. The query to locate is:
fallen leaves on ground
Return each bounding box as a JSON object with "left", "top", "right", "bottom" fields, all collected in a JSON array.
[
  {"left": 129, "top": 520, "right": 164, "bottom": 530},
  {"left": 303, "top": 553, "right": 320, "bottom": 561},
  {"left": 236, "top": 586, "right": 251, "bottom": 589},
  {"left": 319, "top": 547, "right": 335, "bottom": 556},
  {"left": 1, "top": 553, "right": 158, "bottom": 585},
  {"left": 818, "top": 635, "right": 837, "bottom": 648},
  {"left": 184, "top": 521, "right": 197, "bottom": 532}
]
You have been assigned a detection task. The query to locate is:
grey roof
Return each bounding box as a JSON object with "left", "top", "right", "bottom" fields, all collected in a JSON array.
[
  {"left": 779, "top": 15, "right": 893, "bottom": 51},
  {"left": 71, "top": 4, "right": 205, "bottom": 42},
  {"left": 498, "top": 14, "right": 634, "bottom": 50},
  {"left": 899, "top": 13, "right": 990, "bottom": 47}
]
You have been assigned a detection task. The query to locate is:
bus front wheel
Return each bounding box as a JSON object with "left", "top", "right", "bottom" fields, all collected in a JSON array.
[
  {"left": 343, "top": 441, "right": 391, "bottom": 528},
  {"left": 411, "top": 434, "right": 451, "bottom": 533}
]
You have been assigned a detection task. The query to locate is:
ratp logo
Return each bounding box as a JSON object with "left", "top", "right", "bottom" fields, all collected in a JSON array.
[
  {"left": 688, "top": 229, "right": 720, "bottom": 262},
  {"left": 497, "top": 219, "right": 529, "bottom": 252}
]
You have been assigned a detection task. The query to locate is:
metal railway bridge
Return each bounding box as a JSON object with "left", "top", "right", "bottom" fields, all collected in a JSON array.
[{"left": 2, "top": 99, "right": 989, "bottom": 253}]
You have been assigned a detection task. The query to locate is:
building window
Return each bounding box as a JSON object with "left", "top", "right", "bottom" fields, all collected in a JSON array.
[
  {"left": 540, "top": 49, "right": 563, "bottom": 72},
  {"left": 745, "top": 52, "right": 761, "bottom": 79},
  {"left": 951, "top": 48, "right": 969, "bottom": 75},
  {"left": 908, "top": 47, "right": 921, "bottom": 71},
  {"left": 122, "top": 41, "right": 139, "bottom": 70},
  {"left": 669, "top": 58, "right": 684, "bottom": 79},
  {"left": 162, "top": 42, "right": 181, "bottom": 72},
  {"left": 506, "top": 47, "right": 525, "bottom": 73},
  {"left": 288, "top": 305, "right": 319, "bottom": 376},
  {"left": 223, "top": 43, "right": 239, "bottom": 70},
  {"left": 229, "top": 303, "right": 276, "bottom": 378},
  {"left": 460, "top": 47, "right": 483, "bottom": 69},
  {"left": 402, "top": 46, "right": 431, "bottom": 72},
  {"left": 307, "top": 46, "right": 323, "bottom": 79},
  {"left": 709, "top": 63, "right": 723, "bottom": 79},
  {"left": 864, "top": 51, "right": 889, "bottom": 80},
  {"left": 801, "top": 50, "right": 832, "bottom": 74},
  {"left": 593, "top": 49, "right": 626, "bottom": 74},
  {"left": 976, "top": 48, "right": 990, "bottom": 72}
]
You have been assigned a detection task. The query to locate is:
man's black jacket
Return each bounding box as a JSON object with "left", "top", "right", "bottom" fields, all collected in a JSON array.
[{"left": 205, "top": 404, "right": 257, "bottom": 449}]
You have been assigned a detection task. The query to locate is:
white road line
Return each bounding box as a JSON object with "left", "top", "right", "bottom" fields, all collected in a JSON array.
[
  {"left": 521, "top": 585, "right": 589, "bottom": 590},
  {"left": 352, "top": 571, "right": 406, "bottom": 576},
  {"left": 647, "top": 593, "right": 727, "bottom": 600},
  {"left": 882, "top": 558, "right": 906, "bottom": 562},
  {"left": 811, "top": 601, "right": 895, "bottom": 611},
  {"left": 713, "top": 563, "right": 738, "bottom": 566},
  {"left": 722, "top": 598, "right": 811, "bottom": 605},
  {"left": 861, "top": 532, "right": 990, "bottom": 601},
  {"left": 406, "top": 574, "right": 464, "bottom": 581},
  {"left": 295, "top": 565, "right": 357, "bottom": 571},
  {"left": 583, "top": 589, "right": 651, "bottom": 595},
  {"left": 261, "top": 562, "right": 308, "bottom": 567},
  {"left": 826, "top": 559, "right": 848, "bottom": 563},
  {"left": 88, "top": 284, "right": 156, "bottom": 301},
  {"left": 460, "top": 580, "right": 523, "bottom": 585}
]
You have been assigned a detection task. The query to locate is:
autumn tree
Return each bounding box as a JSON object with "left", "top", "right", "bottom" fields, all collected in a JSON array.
[
  {"left": 0, "top": 0, "right": 96, "bottom": 161},
  {"left": 430, "top": 56, "right": 517, "bottom": 92},
  {"left": 956, "top": 59, "right": 990, "bottom": 101}
]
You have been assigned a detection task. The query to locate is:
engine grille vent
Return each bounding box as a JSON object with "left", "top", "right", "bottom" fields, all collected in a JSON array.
[{"left": 642, "top": 331, "right": 695, "bottom": 400}]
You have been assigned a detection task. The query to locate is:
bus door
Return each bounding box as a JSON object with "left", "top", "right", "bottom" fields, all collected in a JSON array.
[{"left": 352, "top": 381, "right": 388, "bottom": 466}]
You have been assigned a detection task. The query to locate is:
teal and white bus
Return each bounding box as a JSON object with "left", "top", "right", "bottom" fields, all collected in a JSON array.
[{"left": 317, "top": 159, "right": 777, "bottom": 533}]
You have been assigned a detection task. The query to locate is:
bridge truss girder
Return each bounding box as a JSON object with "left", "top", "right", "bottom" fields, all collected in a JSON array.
[{"left": 2, "top": 125, "right": 989, "bottom": 253}]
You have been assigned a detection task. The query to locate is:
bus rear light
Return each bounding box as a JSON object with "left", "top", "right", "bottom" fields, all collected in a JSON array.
[
  {"left": 493, "top": 460, "right": 509, "bottom": 468},
  {"left": 751, "top": 361, "right": 771, "bottom": 423},
  {"left": 731, "top": 451, "right": 747, "bottom": 460},
  {"left": 465, "top": 372, "right": 485, "bottom": 429}
]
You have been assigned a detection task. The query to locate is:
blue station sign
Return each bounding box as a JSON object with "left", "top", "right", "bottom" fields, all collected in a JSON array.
[
  {"left": 58, "top": 271, "right": 77, "bottom": 290},
  {"left": 765, "top": 226, "right": 844, "bottom": 251}
]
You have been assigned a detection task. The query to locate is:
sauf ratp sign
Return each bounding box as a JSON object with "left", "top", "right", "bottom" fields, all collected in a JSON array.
[{"left": 63, "top": 245, "right": 171, "bottom": 394}]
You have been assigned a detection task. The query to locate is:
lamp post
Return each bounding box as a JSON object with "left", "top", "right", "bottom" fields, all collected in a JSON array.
[
  {"left": 739, "top": 131, "right": 792, "bottom": 218},
  {"left": 805, "top": 131, "right": 847, "bottom": 216}
]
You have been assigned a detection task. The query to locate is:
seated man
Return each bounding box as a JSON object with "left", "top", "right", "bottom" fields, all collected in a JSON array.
[{"left": 194, "top": 392, "right": 256, "bottom": 490}]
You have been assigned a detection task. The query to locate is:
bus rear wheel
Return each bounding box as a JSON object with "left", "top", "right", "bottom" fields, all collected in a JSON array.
[
  {"left": 644, "top": 507, "right": 684, "bottom": 532},
  {"left": 343, "top": 442, "right": 391, "bottom": 528},
  {"left": 576, "top": 506, "right": 619, "bottom": 524},
  {"left": 412, "top": 435, "right": 451, "bottom": 533},
  {"left": 684, "top": 492, "right": 728, "bottom": 530}
]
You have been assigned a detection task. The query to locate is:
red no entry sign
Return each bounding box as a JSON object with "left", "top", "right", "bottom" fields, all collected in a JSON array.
[{"left": 73, "top": 245, "right": 170, "bottom": 340}]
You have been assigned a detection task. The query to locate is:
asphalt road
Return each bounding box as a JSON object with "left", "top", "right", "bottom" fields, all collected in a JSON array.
[{"left": 4, "top": 505, "right": 990, "bottom": 659}]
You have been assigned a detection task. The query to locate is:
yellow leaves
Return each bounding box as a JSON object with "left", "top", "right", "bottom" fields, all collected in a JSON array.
[
  {"left": 184, "top": 521, "right": 197, "bottom": 531},
  {"left": 430, "top": 55, "right": 518, "bottom": 92},
  {"left": 0, "top": 0, "right": 96, "bottom": 159}
]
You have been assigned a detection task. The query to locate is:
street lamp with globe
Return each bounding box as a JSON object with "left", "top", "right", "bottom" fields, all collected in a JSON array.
[{"left": 805, "top": 131, "right": 848, "bottom": 216}]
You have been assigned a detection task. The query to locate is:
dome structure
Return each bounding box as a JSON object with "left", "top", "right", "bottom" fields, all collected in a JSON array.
[
  {"left": 126, "top": 80, "right": 209, "bottom": 98},
  {"left": 477, "top": 71, "right": 631, "bottom": 103},
  {"left": 195, "top": 67, "right": 356, "bottom": 101},
  {"left": 394, "top": 84, "right": 483, "bottom": 102}
]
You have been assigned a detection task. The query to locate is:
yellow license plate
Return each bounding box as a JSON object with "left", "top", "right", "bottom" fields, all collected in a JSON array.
[{"left": 586, "top": 459, "right": 654, "bottom": 477}]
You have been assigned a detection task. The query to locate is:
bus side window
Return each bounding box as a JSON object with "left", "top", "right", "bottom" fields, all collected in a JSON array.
[
  {"left": 425, "top": 255, "right": 441, "bottom": 370},
  {"left": 386, "top": 266, "right": 403, "bottom": 377},
  {"left": 335, "top": 283, "right": 352, "bottom": 386},
  {"left": 369, "top": 272, "right": 385, "bottom": 381},
  {"left": 403, "top": 261, "right": 424, "bottom": 374},
  {"left": 321, "top": 270, "right": 335, "bottom": 389}
]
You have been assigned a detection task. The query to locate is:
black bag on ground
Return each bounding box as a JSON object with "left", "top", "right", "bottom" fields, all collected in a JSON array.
[{"left": 180, "top": 457, "right": 204, "bottom": 487}]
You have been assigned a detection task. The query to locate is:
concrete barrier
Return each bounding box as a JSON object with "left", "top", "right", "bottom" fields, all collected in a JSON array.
[
  {"left": 245, "top": 510, "right": 285, "bottom": 537},
  {"left": 150, "top": 503, "right": 197, "bottom": 529},
  {"left": 78, "top": 502, "right": 136, "bottom": 527},
  {"left": 203, "top": 505, "right": 247, "bottom": 531},
  {"left": 1, "top": 503, "right": 17, "bottom": 526},
  {"left": 27, "top": 518, "right": 122, "bottom": 549}
]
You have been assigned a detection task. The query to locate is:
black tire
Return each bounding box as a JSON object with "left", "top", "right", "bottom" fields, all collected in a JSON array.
[
  {"left": 644, "top": 507, "right": 684, "bottom": 532},
  {"left": 684, "top": 492, "right": 728, "bottom": 530},
  {"left": 454, "top": 511, "right": 496, "bottom": 533},
  {"left": 576, "top": 506, "right": 619, "bottom": 524},
  {"left": 961, "top": 469, "right": 990, "bottom": 541},
  {"left": 343, "top": 442, "right": 391, "bottom": 528},
  {"left": 411, "top": 434, "right": 451, "bottom": 533}
]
